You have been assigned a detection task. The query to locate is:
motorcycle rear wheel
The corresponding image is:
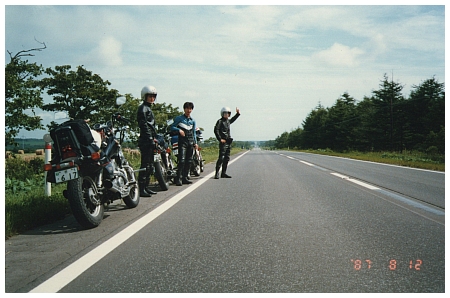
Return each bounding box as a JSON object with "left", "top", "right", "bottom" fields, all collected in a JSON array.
[
  {"left": 67, "top": 175, "right": 104, "bottom": 229},
  {"left": 154, "top": 160, "right": 169, "bottom": 191},
  {"left": 122, "top": 166, "right": 140, "bottom": 208}
]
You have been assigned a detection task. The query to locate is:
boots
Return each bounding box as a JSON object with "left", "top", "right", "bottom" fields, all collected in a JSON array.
[
  {"left": 145, "top": 186, "right": 157, "bottom": 195},
  {"left": 214, "top": 165, "right": 220, "bottom": 179},
  {"left": 175, "top": 163, "right": 183, "bottom": 186},
  {"left": 182, "top": 163, "right": 192, "bottom": 184},
  {"left": 139, "top": 181, "right": 152, "bottom": 197},
  {"left": 138, "top": 174, "right": 152, "bottom": 197},
  {"left": 221, "top": 162, "right": 232, "bottom": 178}
]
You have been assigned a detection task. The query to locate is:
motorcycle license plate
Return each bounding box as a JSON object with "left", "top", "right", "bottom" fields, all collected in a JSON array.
[
  {"left": 173, "top": 149, "right": 178, "bottom": 155},
  {"left": 55, "top": 167, "right": 79, "bottom": 183}
]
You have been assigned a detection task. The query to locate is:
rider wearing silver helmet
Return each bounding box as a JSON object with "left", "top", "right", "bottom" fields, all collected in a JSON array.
[
  {"left": 137, "top": 85, "right": 158, "bottom": 197},
  {"left": 214, "top": 106, "right": 240, "bottom": 179}
]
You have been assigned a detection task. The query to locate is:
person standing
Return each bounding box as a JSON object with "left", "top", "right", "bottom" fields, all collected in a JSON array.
[
  {"left": 171, "top": 102, "right": 198, "bottom": 186},
  {"left": 137, "top": 85, "right": 158, "bottom": 197},
  {"left": 214, "top": 107, "right": 240, "bottom": 179}
]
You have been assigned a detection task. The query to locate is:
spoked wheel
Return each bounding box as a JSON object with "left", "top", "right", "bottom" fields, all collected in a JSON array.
[
  {"left": 154, "top": 159, "right": 169, "bottom": 191},
  {"left": 122, "top": 166, "right": 140, "bottom": 208},
  {"left": 199, "top": 152, "right": 204, "bottom": 172},
  {"left": 67, "top": 175, "right": 104, "bottom": 229}
]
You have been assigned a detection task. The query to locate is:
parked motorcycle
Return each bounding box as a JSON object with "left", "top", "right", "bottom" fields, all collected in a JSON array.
[
  {"left": 43, "top": 97, "right": 139, "bottom": 229},
  {"left": 153, "top": 133, "right": 170, "bottom": 191},
  {"left": 190, "top": 128, "right": 205, "bottom": 177}
]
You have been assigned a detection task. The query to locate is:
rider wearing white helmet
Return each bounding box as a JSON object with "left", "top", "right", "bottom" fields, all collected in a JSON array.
[
  {"left": 214, "top": 106, "right": 241, "bottom": 179},
  {"left": 137, "top": 85, "right": 158, "bottom": 197}
]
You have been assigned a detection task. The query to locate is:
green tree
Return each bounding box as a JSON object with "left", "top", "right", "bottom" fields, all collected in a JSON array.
[
  {"left": 300, "top": 103, "right": 328, "bottom": 149},
  {"left": 287, "top": 127, "right": 303, "bottom": 149},
  {"left": 370, "top": 74, "right": 405, "bottom": 151},
  {"left": 5, "top": 43, "right": 46, "bottom": 146},
  {"left": 405, "top": 77, "right": 445, "bottom": 152},
  {"left": 353, "top": 96, "right": 377, "bottom": 151},
  {"left": 324, "top": 92, "right": 358, "bottom": 151},
  {"left": 41, "top": 65, "right": 120, "bottom": 127},
  {"left": 274, "top": 131, "right": 289, "bottom": 149}
]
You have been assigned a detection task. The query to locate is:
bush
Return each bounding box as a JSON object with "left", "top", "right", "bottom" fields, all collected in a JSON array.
[{"left": 5, "top": 157, "right": 43, "bottom": 181}]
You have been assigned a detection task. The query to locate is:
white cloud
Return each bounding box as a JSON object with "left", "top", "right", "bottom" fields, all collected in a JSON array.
[
  {"left": 311, "top": 43, "right": 364, "bottom": 67},
  {"left": 92, "top": 36, "right": 123, "bottom": 67}
]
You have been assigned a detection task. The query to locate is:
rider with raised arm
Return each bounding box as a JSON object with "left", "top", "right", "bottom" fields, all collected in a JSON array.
[{"left": 214, "top": 107, "right": 240, "bottom": 179}]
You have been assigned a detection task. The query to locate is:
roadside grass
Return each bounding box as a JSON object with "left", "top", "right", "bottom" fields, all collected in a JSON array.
[
  {"left": 5, "top": 181, "right": 69, "bottom": 239},
  {"left": 290, "top": 149, "right": 445, "bottom": 172},
  {"left": 5, "top": 146, "right": 244, "bottom": 239}
]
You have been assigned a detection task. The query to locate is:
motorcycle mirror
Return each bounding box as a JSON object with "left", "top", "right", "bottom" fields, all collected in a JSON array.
[
  {"left": 54, "top": 111, "right": 68, "bottom": 121},
  {"left": 116, "top": 96, "right": 126, "bottom": 106},
  {"left": 43, "top": 134, "right": 53, "bottom": 143}
]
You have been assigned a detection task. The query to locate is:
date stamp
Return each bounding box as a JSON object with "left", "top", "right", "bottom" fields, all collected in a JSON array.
[{"left": 350, "top": 259, "right": 423, "bottom": 271}]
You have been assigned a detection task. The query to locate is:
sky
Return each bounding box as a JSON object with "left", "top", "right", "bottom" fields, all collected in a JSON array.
[{"left": 3, "top": 2, "right": 446, "bottom": 142}]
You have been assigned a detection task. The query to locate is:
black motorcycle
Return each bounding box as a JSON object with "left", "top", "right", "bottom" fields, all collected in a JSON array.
[
  {"left": 153, "top": 133, "right": 170, "bottom": 191},
  {"left": 44, "top": 98, "right": 139, "bottom": 229},
  {"left": 190, "top": 128, "right": 205, "bottom": 177}
]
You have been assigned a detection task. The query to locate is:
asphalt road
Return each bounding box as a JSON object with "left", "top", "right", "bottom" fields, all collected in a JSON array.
[{"left": 5, "top": 149, "right": 445, "bottom": 293}]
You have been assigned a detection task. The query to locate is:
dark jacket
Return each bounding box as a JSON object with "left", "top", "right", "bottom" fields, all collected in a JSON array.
[
  {"left": 137, "top": 101, "right": 156, "bottom": 143},
  {"left": 214, "top": 113, "right": 240, "bottom": 142}
]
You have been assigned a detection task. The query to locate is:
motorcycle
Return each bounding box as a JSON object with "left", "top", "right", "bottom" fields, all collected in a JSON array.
[
  {"left": 43, "top": 97, "right": 139, "bottom": 229},
  {"left": 152, "top": 133, "right": 170, "bottom": 191},
  {"left": 190, "top": 128, "right": 205, "bottom": 177}
]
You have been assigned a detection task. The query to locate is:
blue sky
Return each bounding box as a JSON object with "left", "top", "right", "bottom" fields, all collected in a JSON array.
[{"left": 3, "top": 3, "right": 445, "bottom": 142}]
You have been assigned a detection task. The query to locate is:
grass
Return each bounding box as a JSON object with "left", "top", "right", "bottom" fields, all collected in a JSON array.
[
  {"left": 5, "top": 184, "right": 69, "bottom": 239},
  {"left": 289, "top": 149, "right": 445, "bottom": 172}
]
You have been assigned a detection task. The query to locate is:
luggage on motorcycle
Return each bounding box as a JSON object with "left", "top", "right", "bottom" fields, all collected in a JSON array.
[
  {"left": 63, "top": 119, "right": 94, "bottom": 145},
  {"left": 50, "top": 119, "right": 99, "bottom": 158}
]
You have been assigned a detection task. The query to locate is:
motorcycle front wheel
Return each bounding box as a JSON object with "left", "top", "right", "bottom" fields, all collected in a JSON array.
[
  {"left": 154, "top": 159, "right": 169, "bottom": 191},
  {"left": 199, "top": 152, "right": 204, "bottom": 172},
  {"left": 67, "top": 175, "right": 104, "bottom": 229}
]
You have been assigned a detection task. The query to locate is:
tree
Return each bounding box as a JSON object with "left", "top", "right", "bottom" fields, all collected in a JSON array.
[
  {"left": 323, "top": 92, "right": 358, "bottom": 151},
  {"left": 300, "top": 103, "right": 328, "bottom": 149},
  {"left": 41, "top": 65, "right": 120, "bottom": 127},
  {"left": 370, "top": 74, "right": 405, "bottom": 151},
  {"left": 405, "top": 77, "right": 445, "bottom": 152},
  {"left": 5, "top": 42, "right": 46, "bottom": 146},
  {"left": 274, "top": 131, "right": 289, "bottom": 149},
  {"left": 287, "top": 127, "right": 303, "bottom": 149}
]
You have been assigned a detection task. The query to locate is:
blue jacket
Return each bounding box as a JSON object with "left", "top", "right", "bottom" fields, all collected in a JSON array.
[{"left": 171, "top": 114, "right": 197, "bottom": 144}]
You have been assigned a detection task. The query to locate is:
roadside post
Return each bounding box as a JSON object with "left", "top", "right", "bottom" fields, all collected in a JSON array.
[{"left": 43, "top": 134, "right": 52, "bottom": 196}]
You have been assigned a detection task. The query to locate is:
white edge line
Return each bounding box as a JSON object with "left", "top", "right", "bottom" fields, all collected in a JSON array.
[
  {"left": 330, "top": 173, "right": 349, "bottom": 179},
  {"left": 347, "top": 178, "right": 380, "bottom": 190},
  {"left": 300, "top": 161, "right": 314, "bottom": 166},
  {"left": 30, "top": 151, "right": 249, "bottom": 293}
]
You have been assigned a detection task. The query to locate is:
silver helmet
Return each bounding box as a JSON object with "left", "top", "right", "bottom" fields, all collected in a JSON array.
[
  {"left": 141, "top": 85, "right": 157, "bottom": 100},
  {"left": 221, "top": 106, "right": 231, "bottom": 117}
]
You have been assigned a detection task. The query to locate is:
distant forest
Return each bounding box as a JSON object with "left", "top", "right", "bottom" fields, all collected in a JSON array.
[{"left": 268, "top": 75, "right": 444, "bottom": 154}]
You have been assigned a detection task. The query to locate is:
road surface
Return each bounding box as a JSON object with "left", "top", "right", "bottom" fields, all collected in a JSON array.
[{"left": 6, "top": 149, "right": 445, "bottom": 293}]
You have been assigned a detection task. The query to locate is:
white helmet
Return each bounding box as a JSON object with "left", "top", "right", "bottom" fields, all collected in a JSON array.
[
  {"left": 221, "top": 107, "right": 231, "bottom": 117},
  {"left": 141, "top": 85, "right": 157, "bottom": 100}
]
